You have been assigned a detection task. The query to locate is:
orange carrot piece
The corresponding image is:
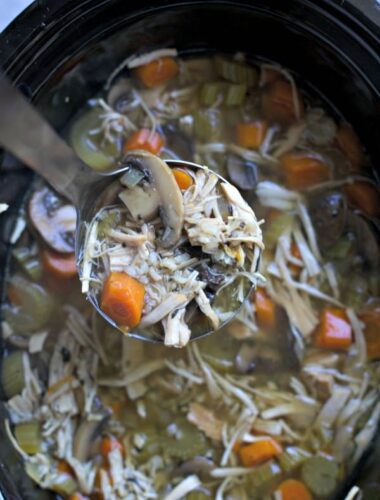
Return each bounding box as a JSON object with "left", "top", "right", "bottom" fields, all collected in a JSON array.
[
  {"left": 254, "top": 287, "right": 276, "bottom": 331},
  {"left": 57, "top": 460, "right": 74, "bottom": 476},
  {"left": 336, "top": 123, "right": 364, "bottom": 170},
  {"left": 314, "top": 307, "right": 352, "bottom": 350},
  {"left": 172, "top": 168, "right": 193, "bottom": 190},
  {"left": 360, "top": 306, "right": 380, "bottom": 361},
  {"left": 100, "top": 435, "right": 124, "bottom": 461},
  {"left": 277, "top": 479, "right": 312, "bottom": 500},
  {"left": 68, "top": 494, "right": 88, "bottom": 500},
  {"left": 47, "top": 375, "right": 75, "bottom": 395},
  {"left": 41, "top": 249, "right": 77, "bottom": 279},
  {"left": 262, "top": 79, "right": 304, "bottom": 124},
  {"left": 291, "top": 240, "right": 302, "bottom": 260},
  {"left": 344, "top": 181, "right": 380, "bottom": 218},
  {"left": 290, "top": 240, "right": 302, "bottom": 275},
  {"left": 135, "top": 57, "right": 178, "bottom": 88},
  {"left": 100, "top": 272, "right": 145, "bottom": 328},
  {"left": 236, "top": 121, "right": 268, "bottom": 149},
  {"left": 238, "top": 438, "right": 282, "bottom": 467},
  {"left": 123, "top": 129, "right": 165, "bottom": 155},
  {"left": 280, "top": 152, "right": 330, "bottom": 190}
]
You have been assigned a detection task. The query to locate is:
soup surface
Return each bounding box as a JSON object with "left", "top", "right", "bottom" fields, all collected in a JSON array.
[{"left": 1, "top": 50, "right": 380, "bottom": 500}]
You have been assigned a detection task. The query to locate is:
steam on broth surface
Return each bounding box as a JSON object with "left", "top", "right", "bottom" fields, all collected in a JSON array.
[{"left": 1, "top": 49, "right": 380, "bottom": 499}]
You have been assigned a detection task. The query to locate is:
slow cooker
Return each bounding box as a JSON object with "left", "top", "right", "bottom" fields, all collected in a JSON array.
[{"left": 0, "top": 1, "right": 379, "bottom": 498}]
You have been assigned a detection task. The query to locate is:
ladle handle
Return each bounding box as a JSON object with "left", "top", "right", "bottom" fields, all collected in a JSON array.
[{"left": 0, "top": 74, "right": 91, "bottom": 204}]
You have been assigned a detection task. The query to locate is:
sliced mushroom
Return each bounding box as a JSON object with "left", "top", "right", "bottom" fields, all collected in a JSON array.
[
  {"left": 121, "top": 151, "right": 184, "bottom": 247},
  {"left": 29, "top": 186, "right": 76, "bottom": 253},
  {"left": 226, "top": 154, "right": 258, "bottom": 190},
  {"left": 309, "top": 191, "right": 347, "bottom": 249},
  {"left": 107, "top": 78, "right": 137, "bottom": 112},
  {"left": 198, "top": 263, "right": 225, "bottom": 290}
]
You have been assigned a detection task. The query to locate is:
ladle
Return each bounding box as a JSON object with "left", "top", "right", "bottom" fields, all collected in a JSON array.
[{"left": 0, "top": 75, "right": 257, "bottom": 344}]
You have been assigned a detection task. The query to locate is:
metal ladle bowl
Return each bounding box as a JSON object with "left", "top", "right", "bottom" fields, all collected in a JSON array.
[{"left": 0, "top": 75, "right": 258, "bottom": 344}]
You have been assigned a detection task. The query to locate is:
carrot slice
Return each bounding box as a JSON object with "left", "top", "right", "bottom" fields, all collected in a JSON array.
[
  {"left": 336, "top": 123, "right": 364, "bottom": 170},
  {"left": 238, "top": 437, "right": 282, "bottom": 467},
  {"left": 280, "top": 152, "right": 330, "bottom": 190},
  {"left": 68, "top": 494, "right": 88, "bottom": 500},
  {"left": 344, "top": 181, "right": 380, "bottom": 218},
  {"left": 47, "top": 375, "right": 75, "bottom": 395},
  {"left": 277, "top": 479, "right": 312, "bottom": 500},
  {"left": 314, "top": 307, "right": 352, "bottom": 350},
  {"left": 135, "top": 57, "right": 178, "bottom": 88},
  {"left": 57, "top": 460, "right": 74, "bottom": 476},
  {"left": 100, "top": 272, "right": 145, "bottom": 328},
  {"left": 100, "top": 435, "right": 125, "bottom": 461},
  {"left": 236, "top": 121, "right": 268, "bottom": 149},
  {"left": 254, "top": 287, "right": 276, "bottom": 330},
  {"left": 290, "top": 240, "right": 302, "bottom": 275},
  {"left": 360, "top": 306, "right": 380, "bottom": 361},
  {"left": 123, "top": 129, "right": 165, "bottom": 155},
  {"left": 262, "top": 79, "right": 304, "bottom": 124},
  {"left": 172, "top": 168, "right": 193, "bottom": 190},
  {"left": 291, "top": 240, "right": 302, "bottom": 260},
  {"left": 41, "top": 249, "right": 77, "bottom": 280}
]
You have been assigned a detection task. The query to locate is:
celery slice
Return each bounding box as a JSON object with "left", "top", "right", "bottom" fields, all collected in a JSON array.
[
  {"left": 278, "top": 446, "right": 311, "bottom": 472},
  {"left": 301, "top": 456, "right": 339, "bottom": 497},
  {"left": 225, "top": 83, "right": 247, "bottom": 106},
  {"left": 186, "top": 492, "right": 211, "bottom": 499},
  {"left": 247, "top": 460, "right": 282, "bottom": 491},
  {"left": 193, "top": 109, "right": 222, "bottom": 142},
  {"left": 14, "top": 421, "right": 42, "bottom": 455},
  {"left": 12, "top": 248, "right": 42, "bottom": 281},
  {"left": 215, "top": 56, "right": 258, "bottom": 86},
  {"left": 70, "top": 106, "right": 120, "bottom": 171},
  {"left": 199, "top": 82, "right": 224, "bottom": 106},
  {"left": 264, "top": 213, "right": 294, "bottom": 250},
  {"left": 3, "top": 275, "right": 55, "bottom": 333},
  {"left": 1, "top": 350, "right": 25, "bottom": 398}
]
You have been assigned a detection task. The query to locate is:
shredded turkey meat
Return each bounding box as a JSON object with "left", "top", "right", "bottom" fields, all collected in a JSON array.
[{"left": 82, "top": 164, "right": 262, "bottom": 346}]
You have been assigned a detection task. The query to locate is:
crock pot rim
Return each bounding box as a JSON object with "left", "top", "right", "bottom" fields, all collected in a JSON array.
[{"left": 0, "top": 0, "right": 379, "bottom": 94}]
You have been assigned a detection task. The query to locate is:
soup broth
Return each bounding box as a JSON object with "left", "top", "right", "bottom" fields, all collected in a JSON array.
[{"left": 1, "top": 50, "right": 380, "bottom": 500}]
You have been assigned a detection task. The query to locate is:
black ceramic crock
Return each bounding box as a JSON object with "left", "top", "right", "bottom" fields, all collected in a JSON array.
[{"left": 0, "top": 1, "right": 379, "bottom": 498}]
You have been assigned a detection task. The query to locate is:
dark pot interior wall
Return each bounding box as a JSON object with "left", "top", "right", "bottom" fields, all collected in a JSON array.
[{"left": 0, "top": 0, "right": 379, "bottom": 168}]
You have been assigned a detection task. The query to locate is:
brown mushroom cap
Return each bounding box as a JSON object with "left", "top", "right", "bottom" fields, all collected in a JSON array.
[
  {"left": 29, "top": 186, "right": 76, "bottom": 253},
  {"left": 120, "top": 151, "right": 184, "bottom": 248}
]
